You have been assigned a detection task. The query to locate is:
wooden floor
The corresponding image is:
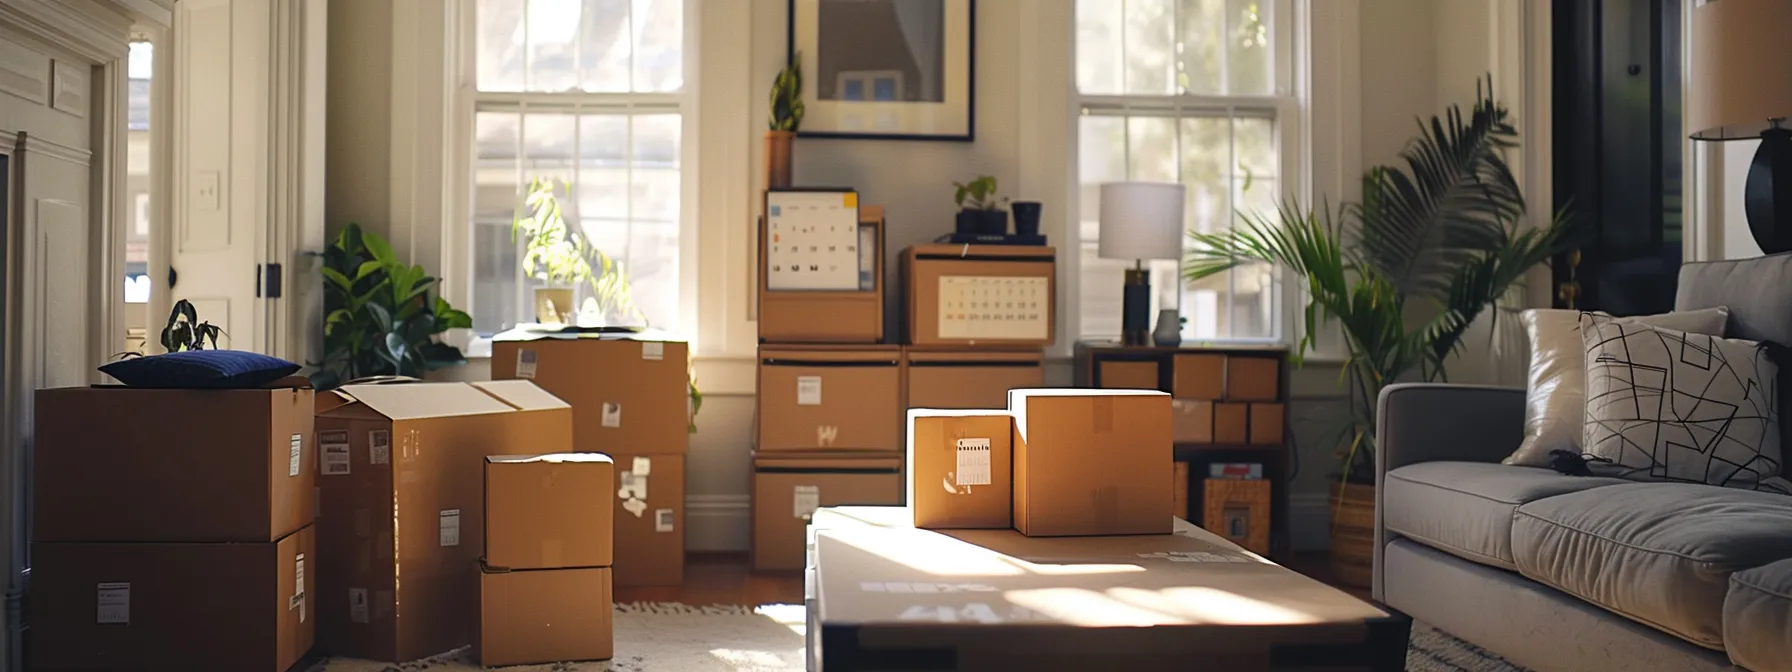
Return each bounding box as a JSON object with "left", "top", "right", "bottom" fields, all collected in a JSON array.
[{"left": 615, "top": 552, "right": 1368, "bottom": 606}]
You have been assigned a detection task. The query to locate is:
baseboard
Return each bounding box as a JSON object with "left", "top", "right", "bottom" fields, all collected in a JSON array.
[
  {"left": 686, "top": 494, "right": 750, "bottom": 552},
  {"left": 1290, "top": 492, "right": 1330, "bottom": 552}
]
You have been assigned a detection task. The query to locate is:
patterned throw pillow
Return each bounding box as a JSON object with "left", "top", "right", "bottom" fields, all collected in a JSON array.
[{"left": 1581, "top": 312, "right": 1789, "bottom": 493}]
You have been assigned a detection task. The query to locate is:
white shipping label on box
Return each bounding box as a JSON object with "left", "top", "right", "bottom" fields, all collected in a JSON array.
[
  {"left": 623, "top": 497, "right": 648, "bottom": 518},
  {"left": 655, "top": 508, "right": 675, "bottom": 532},
  {"left": 642, "top": 341, "right": 664, "bottom": 360},
  {"left": 438, "top": 509, "right": 461, "bottom": 546},
  {"left": 796, "top": 376, "right": 822, "bottom": 406},
  {"left": 765, "top": 190, "right": 863, "bottom": 291},
  {"left": 288, "top": 434, "right": 303, "bottom": 477},
  {"left": 937, "top": 275, "right": 1050, "bottom": 341},
  {"left": 954, "top": 438, "right": 993, "bottom": 487},
  {"left": 321, "top": 443, "right": 351, "bottom": 476},
  {"left": 368, "top": 430, "right": 390, "bottom": 465},
  {"left": 516, "top": 349, "right": 538, "bottom": 379},
  {"left": 294, "top": 554, "right": 306, "bottom": 601},
  {"left": 602, "top": 402, "right": 622, "bottom": 428},
  {"left": 632, "top": 456, "right": 653, "bottom": 477},
  {"left": 319, "top": 430, "right": 348, "bottom": 444},
  {"left": 349, "top": 588, "right": 369, "bottom": 624},
  {"left": 793, "top": 485, "right": 821, "bottom": 519},
  {"left": 96, "top": 582, "right": 129, "bottom": 624}
]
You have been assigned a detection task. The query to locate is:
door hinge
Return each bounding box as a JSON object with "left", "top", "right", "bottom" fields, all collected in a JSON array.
[
  {"left": 167, "top": 265, "right": 178, "bottom": 289},
  {"left": 258, "top": 262, "right": 283, "bottom": 299}
]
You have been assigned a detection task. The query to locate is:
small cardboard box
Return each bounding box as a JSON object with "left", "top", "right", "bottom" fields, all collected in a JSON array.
[
  {"left": 1215, "top": 402, "right": 1250, "bottom": 444},
  {"left": 1008, "top": 389, "right": 1173, "bottom": 537},
  {"left": 315, "top": 381, "right": 573, "bottom": 663},
  {"left": 477, "top": 566, "right": 613, "bottom": 667},
  {"left": 751, "top": 452, "right": 902, "bottom": 571},
  {"left": 1097, "top": 359, "right": 1159, "bottom": 389},
  {"left": 1202, "top": 478, "right": 1272, "bottom": 555},
  {"left": 757, "top": 346, "right": 903, "bottom": 453},
  {"left": 1250, "top": 403, "right": 1285, "bottom": 445},
  {"left": 907, "top": 410, "right": 1013, "bottom": 529},
  {"left": 610, "top": 452, "right": 686, "bottom": 587},
  {"left": 1172, "top": 354, "right": 1225, "bottom": 400},
  {"left": 1171, "top": 399, "right": 1214, "bottom": 443},
  {"left": 30, "top": 525, "right": 315, "bottom": 672},
  {"left": 34, "top": 382, "right": 315, "bottom": 543},
  {"left": 485, "top": 454, "right": 615, "bottom": 571},
  {"left": 902, "top": 348, "right": 1043, "bottom": 410},
  {"left": 902, "top": 244, "right": 1056, "bottom": 348},
  {"left": 491, "top": 335, "right": 690, "bottom": 455},
  {"left": 1225, "top": 355, "right": 1280, "bottom": 401},
  {"left": 759, "top": 203, "right": 886, "bottom": 344}
]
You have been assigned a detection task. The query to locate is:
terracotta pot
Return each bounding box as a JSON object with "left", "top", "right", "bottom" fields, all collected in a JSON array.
[
  {"left": 1329, "top": 481, "right": 1375, "bottom": 589},
  {"left": 533, "top": 287, "right": 574, "bottom": 325},
  {"left": 764, "top": 130, "right": 795, "bottom": 188}
]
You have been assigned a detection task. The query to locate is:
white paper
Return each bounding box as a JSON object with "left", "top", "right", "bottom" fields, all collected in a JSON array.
[
  {"left": 294, "top": 554, "right": 306, "bottom": 601},
  {"left": 348, "top": 587, "right": 369, "bottom": 624},
  {"left": 618, "top": 471, "right": 648, "bottom": 501},
  {"left": 793, "top": 485, "right": 821, "bottom": 519},
  {"left": 655, "top": 508, "right": 675, "bottom": 532},
  {"left": 97, "top": 582, "right": 129, "bottom": 624},
  {"left": 288, "top": 434, "right": 303, "bottom": 477},
  {"left": 368, "top": 430, "right": 390, "bottom": 465},
  {"left": 937, "top": 275, "right": 1051, "bottom": 341},
  {"left": 955, "top": 438, "right": 992, "bottom": 486},
  {"left": 321, "top": 443, "right": 351, "bottom": 476},
  {"left": 515, "top": 349, "right": 538, "bottom": 379},
  {"left": 641, "top": 342, "right": 664, "bottom": 360},
  {"left": 858, "top": 225, "right": 878, "bottom": 291},
  {"left": 766, "top": 191, "right": 862, "bottom": 291},
  {"left": 632, "top": 456, "right": 652, "bottom": 477},
  {"left": 623, "top": 497, "right": 648, "bottom": 518},
  {"left": 438, "top": 509, "right": 461, "bottom": 546},
  {"left": 796, "top": 376, "right": 822, "bottom": 406},
  {"left": 602, "top": 402, "right": 622, "bottom": 428}
]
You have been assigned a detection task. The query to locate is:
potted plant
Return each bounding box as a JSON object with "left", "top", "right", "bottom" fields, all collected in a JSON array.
[
  {"left": 953, "top": 175, "right": 1008, "bottom": 235},
  {"left": 512, "top": 177, "right": 643, "bottom": 327},
  {"left": 312, "top": 223, "right": 473, "bottom": 390},
  {"left": 766, "top": 55, "right": 804, "bottom": 188},
  {"left": 1183, "top": 79, "right": 1572, "bottom": 587}
]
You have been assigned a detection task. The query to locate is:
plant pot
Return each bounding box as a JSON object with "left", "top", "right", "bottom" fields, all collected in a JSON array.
[
  {"left": 764, "top": 130, "right": 795, "bottom": 189},
  {"left": 1011, "top": 201, "right": 1042, "bottom": 236},
  {"left": 534, "top": 287, "right": 575, "bottom": 324},
  {"left": 1329, "top": 481, "right": 1376, "bottom": 589},
  {"left": 955, "top": 209, "right": 1008, "bottom": 236},
  {"left": 1153, "top": 309, "right": 1182, "bottom": 346}
]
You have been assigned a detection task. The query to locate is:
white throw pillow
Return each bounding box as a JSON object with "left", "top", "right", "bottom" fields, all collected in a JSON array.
[
  {"left": 1581, "top": 313, "right": 1787, "bottom": 491},
  {"left": 1505, "top": 307, "right": 1730, "bottom": 466}
]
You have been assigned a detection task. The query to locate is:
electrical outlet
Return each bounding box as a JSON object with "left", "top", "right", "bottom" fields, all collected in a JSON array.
[{"left": 193, "top": 170, "right": 221, "bottom": 212}]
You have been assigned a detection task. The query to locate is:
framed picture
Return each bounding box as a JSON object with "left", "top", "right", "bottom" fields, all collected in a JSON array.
[{"left": 787, "top": 0, "right": 974, "bottom": 141}]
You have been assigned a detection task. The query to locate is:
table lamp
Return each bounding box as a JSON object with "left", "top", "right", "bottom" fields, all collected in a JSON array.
[
  {"left": 1688, "top": 0, "right": 1792, "bottom": 253},
  {"left": 1099, "top": 182, "right": 1186, "bottom": 345}
]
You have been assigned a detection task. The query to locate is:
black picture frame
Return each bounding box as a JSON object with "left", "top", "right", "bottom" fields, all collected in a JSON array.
[{"left": 786, "top": 0, "right": 976, "bottom": 142}]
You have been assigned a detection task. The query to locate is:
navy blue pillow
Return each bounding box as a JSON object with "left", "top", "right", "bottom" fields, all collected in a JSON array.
[{"left": 99, "top": 350, "right": 302, "bottom": 389}]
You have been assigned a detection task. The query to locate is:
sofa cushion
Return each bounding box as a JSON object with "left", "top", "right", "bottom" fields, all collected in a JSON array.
[
  {"left": 1512, "top": 482, "right": 1792, "bottom": 649},
  {"left": 1384, "top": 462, "right": 1630, "bottom": 570},
  {"left": 1678, "top": 252, "right": 1792, "bottom": 481},
  {"left": 1726, "top": 559, "right": 1792, "bottom": 671}
]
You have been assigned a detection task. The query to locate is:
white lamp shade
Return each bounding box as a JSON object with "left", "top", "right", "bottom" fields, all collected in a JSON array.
[
  {"left": 1098, "top": 182, "right": 1186, "bottom": 261},
  {"left": 1688, "top": 0, "right": 1792, "bottom": 140}
]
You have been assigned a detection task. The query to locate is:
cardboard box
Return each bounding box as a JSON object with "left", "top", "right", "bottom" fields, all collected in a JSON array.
[
  {"left": 1173, "top": 461, "right": 1190, "bottom": 520},
  {"left": 1171, "top": 399, "right": 1214, "bottom": 443},
  {"left": 1097, "top": 359, "right": 1159, "bottom": 389},
  {"left": 610, "top": 452, "right": 686, "bottom": 587},
  {"left": 902, "top": 348, "right": 1044, "bottom": 410},
  {"left": 751, "top": 452, "right": 902, "bottom": 571},
  {"left": 476, "top": 566, "right": 613, "bottom": 667},
  {"left": 34, "top": 383, "right": 315, "bottom": 543},
  {"left": 1249, "top": 403, "right": 1285, "bottom": 445},
  {"left": 1203, "top": 478, "right": 1272, "bottom": 555},
  {"left": 1171, "top": 354, "right": 1225, "bottom": 400},
  {"left": 485, "top": 454, "right": 615, "bottom": 570},
  {"left": 491, "top": 335, "right": 690, "bottom": 455},
  {"left": 1226, "top": 355, "right": 1280, "bottom": 401},
  {"left": 1008, "top": 389, "right": 1173, "bottom": 537},
  {"left": 315, "top": 381, "right": 573, "bottom": 662},
  {"left": 758, "top": 203, "right": 885, "bottom": 343},
  {"left": 757, "top": 346, "right": 903, "bottom": 453},
  {"left": 907, "top": 410, "right": 1013, "bottom": 529},
  {"left": 30, "top": 525, "right": 315, "bottom": 672},
  {"left": 1215, "top": 402, "right": 1249, "bottom": 444},
  {"left": 903, "top": 244, "right": 1056, "bottom": 348}
]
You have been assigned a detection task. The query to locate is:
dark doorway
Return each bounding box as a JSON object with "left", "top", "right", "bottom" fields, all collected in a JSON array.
[{"left": 1552, "top": 0, "right": 1683, "bottom": 315}]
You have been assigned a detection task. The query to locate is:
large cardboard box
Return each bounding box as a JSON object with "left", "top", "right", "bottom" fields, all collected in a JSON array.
[
  {"left": 491, "top": 334, "right": 690, "bottom": 455},
  {"left": 485, "top": 454, "right": 614, "bottom": 571},
  {"left": 1008, "top": 389, "right": 1173, "bottom": 537},
  {"left": 609, "top": 452, "right": 686, "bottom": 586},
  {"left": 751, "top": 452, "right": 902, "bottom": 571},
  {"left": 902, "top": 244, "right": 1056, "bottom": 348},
  {"left": 315, "top": 381, "right": 573, "bottom": 662},
  {"left": 476, "top": 566, "right": 613, "bottom": 667},
  {"left": 757, "top": 346, "right": 903, "bottom": 453},
  {"left": 30, "top": 525, "right": 315, "bottom": 672},
  {"left": 1171, "top": 399, "right": 1214, "bottom": 443},
  {"left": 34, "top": 383, "right": 315, "bottom": 543},
  {"left": 907, "top": 410, "right": 1013, "bottom": 529},
  {"left": 902, "top": 348, "right": 1043, "bottom": 410},
  {"left": 759, "top": 203, "right": 886, "bottom": 343}
]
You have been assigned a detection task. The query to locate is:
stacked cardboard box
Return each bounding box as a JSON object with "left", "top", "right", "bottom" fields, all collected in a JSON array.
[
  {"left": 491, "top": 334, "right": 690, "bottom": 586},
  {"left": 31, "top": 382, "right": 318, "bottom": 671},
  {"left": 478, "top": 454, "right": 615, "bottom": 667},
  {"left": 314, "top": 380, "right": 573, "bottom": 662}
]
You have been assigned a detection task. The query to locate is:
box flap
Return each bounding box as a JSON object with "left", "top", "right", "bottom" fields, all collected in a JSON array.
[
  {"left": 907, "top": 408, "right": 1011, "bottom": 421},
  {"left": 327, "top": 382, "right": 515, "bottom": 420},
  {"left": 752, "top": 451, "right": 902, "bottom": 471},
  {"left": 470, "top": 380, "right": 572, "bottom": 411},
  {"left": 485, "top": 453, "right": 614, "bottom": 465}
]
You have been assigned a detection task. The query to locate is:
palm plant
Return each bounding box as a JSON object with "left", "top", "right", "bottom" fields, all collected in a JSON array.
[
  {"left": 512, "top": 177, "right": 644, "bottom": 325},
  {"left": 1185, "top": 78, "right": 1572, "bottom": 483}
]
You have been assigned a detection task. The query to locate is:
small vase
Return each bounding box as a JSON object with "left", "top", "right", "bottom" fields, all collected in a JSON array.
[
  {"left": 534, "top": 287, "right": 574, "bottom": 324},
  {"left": 1153, "top": 309, "right": 1182, "bottom": 346},
  {"left": 1011, "top": 201, "right": 1042, "bottom": 236},
  {"left": 764, "top": 130, "right": 795, "bottom": 188}
]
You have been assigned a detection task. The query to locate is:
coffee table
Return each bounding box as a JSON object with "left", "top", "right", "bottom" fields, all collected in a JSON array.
[{"left": 804, "top": 506, "right": 1408, "bottom": 671}]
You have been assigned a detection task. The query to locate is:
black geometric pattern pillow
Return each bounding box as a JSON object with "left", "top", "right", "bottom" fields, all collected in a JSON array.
[{"left": 1580, "top": 312, "right": 1790, "bottom": 493}]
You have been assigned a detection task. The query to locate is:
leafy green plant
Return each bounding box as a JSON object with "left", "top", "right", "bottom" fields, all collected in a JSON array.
[
  {"left": 160, "top": 299, "right": 223, "bottom": 352},
  {"left": 769, "top": 54, "right": 804, "bottom": 132},
  {"left": 953, "top": 175, "right": 1005, "bottom": 211},
  {"left": 311, "top": 223, "right": 472, "bottom": 390},
  {"left": 1184, "top": 78, "right": 1572, "bottom": 484},
  {"left": 512, "top": 177, "right": 642, "bottom": 325}
]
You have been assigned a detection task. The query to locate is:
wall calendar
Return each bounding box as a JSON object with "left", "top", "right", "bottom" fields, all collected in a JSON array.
[{"left": 937, "top": 276, "right": 1049, "bottom": 340}]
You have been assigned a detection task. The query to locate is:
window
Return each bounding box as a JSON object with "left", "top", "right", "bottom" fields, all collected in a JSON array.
[
  {"left": 471, "top": 0, "right": 688, "bottom": 338},
  {"left": 1074, "top": 0, "right": 1294, "bottom": 342}
]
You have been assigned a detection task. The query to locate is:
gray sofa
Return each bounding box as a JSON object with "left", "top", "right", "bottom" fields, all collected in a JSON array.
[{"left": 1373, "top": 254, "right": 1792, "bottom": 672}]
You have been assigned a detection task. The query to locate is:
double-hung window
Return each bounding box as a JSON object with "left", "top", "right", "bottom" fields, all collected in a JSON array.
[
  {"left": 1074, "top": 0, "right": 1296, "bottom": 342},
  {"left": 471, "top": 0, "right": 690, "bottom": 339}
]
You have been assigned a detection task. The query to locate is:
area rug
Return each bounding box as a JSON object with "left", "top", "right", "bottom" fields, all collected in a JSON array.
[{"left": 307, "top": 602, "right": 1526, "bottom": 671}]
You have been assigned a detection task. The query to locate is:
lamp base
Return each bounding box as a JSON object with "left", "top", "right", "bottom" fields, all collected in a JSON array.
[
  {"left": 1747, "top": 127, "right": 1792, "bottom": 254},
  {"left": 1121, "top": 267, "right": 1151, "bottom": 346}
]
